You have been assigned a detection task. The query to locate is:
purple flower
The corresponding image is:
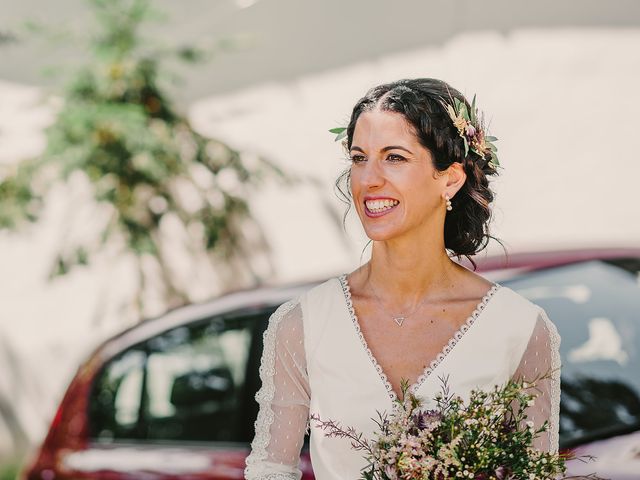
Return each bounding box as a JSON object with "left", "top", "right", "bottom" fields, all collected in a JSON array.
[
  {"left": 495, "top": 465, "right": 510, "bottom": 480},
  {"left": 465, "top": 124, "right": 477, "bottom": 138},
  {"left": 413, "top": 409, "right": 442, "bottom": 430}
]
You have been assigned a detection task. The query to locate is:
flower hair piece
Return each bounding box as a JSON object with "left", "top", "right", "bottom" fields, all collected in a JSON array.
[
  {"left": 329, "top": 92, "right": 500, "bottom": 170},
  {"left": 440, "top": 93, "right": 500, "bottom": 170}
]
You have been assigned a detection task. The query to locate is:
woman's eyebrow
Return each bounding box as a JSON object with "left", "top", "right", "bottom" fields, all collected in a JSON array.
[{"left": 350, "top": 145, "right": 413, "bottom": 154}]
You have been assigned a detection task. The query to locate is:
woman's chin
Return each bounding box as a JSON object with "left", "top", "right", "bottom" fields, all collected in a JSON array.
[{"left": 363, "top": 227, "right": 403, "bottom": 242}]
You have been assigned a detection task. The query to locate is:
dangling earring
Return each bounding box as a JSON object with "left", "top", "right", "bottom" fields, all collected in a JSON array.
[{"left": 444, "top": 194, "right": 453, "bottom": 211}]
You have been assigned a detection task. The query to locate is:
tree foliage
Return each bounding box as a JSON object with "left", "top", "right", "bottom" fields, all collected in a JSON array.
[{"left": 0, "top": 0, "right": 288, "bottom": 316}]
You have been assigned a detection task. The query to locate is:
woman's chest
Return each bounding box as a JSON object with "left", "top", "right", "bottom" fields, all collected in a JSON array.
[
  {"left": 355, "top": 316, "right": 467, "bottom": 399},
  {"left": 355, "top": 295, "right": 497, "bottom": 391}
]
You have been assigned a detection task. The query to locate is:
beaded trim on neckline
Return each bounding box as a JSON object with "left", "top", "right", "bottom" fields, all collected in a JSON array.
[{"left": 337, "top": 273, "right": 502, "bottom": 406}]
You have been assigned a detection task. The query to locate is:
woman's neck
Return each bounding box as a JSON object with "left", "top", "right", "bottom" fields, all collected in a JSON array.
[{"left": 364, "top": 235, "right": 459, "bottom": 307}]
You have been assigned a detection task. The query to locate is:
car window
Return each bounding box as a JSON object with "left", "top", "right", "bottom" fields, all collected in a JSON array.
[
  {"left": 88, "top": 347, "right": 146, "bottom": 440},
  {"left": 502, "top": 257, "right": 640, "bottom": 447},
  {"left": 89, "top": 311, "right": 263, "bottom": 443}
]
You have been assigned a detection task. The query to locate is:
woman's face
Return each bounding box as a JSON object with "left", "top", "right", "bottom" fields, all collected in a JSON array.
[{"left": 349, "top": 108, "right": 451, "bottom": 242}]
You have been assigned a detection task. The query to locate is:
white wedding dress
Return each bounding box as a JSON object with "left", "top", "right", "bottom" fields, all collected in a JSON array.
[{"left": 244, "top": 274, "right": 562, "bottom": 480}]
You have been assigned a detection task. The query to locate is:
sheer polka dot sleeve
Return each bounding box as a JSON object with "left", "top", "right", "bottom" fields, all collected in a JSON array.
[
  {"left": 244, "top": 299, "right": 310, "bottom": 480},
  {"left": 511, "top": 307, "right": 562, "bottom": 454}
]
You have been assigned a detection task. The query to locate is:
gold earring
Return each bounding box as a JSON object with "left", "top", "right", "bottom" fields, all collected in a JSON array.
[{"left": 444, "top": 194, "right": 452, "bottom": 211}]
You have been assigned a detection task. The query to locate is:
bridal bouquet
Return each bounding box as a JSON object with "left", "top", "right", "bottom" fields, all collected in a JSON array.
[{"left": 310, "top": 370, "right": 602, "bottom": 480}]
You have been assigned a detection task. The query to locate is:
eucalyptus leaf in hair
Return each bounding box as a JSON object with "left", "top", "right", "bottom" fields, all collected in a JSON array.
[{"left": 329, "top": 127, "right": 347, "bottom": 142}]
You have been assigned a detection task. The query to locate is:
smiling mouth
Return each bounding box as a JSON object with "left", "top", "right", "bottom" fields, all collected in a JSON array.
[{"left": 364, "top": 199, "right": 399, "bottom": 215}]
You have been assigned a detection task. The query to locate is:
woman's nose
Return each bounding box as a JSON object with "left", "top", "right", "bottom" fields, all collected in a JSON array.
[{"left": 360, "top": 159, "right": 385, "bottom": 188}]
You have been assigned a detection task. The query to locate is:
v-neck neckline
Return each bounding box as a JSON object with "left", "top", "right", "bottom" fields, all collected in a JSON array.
[{"left": 337, "top": 273, "right": 502, "bottom": 404}]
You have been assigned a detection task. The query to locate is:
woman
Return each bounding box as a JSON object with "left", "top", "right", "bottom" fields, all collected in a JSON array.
[{"left": 244, "top": 78, "right": 561, "bottom": 479}]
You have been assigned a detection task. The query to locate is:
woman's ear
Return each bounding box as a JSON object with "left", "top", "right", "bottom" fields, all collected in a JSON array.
[{"left": 445, "top": 162, "right": 466, "bottom": 197}]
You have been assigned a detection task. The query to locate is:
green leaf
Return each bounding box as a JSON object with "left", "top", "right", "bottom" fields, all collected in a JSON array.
[
  {"left": 470, "top": 94, "right": 477, "bottom": 123},
  {"left": 485, "top": 136, "right": 498, "bottom": 142},
  {"left": 334, "top": 130, "right": 347, "bottom": 142},
  {"left": 463, "top": 138, "right": 469, "bottom": 157},
  {"left": 75, "top": 246, "right": 89, "bottom": 265},
  {"left": 459, "top": 103, "right": 470, "bottom": 122},
  {"left": 176, "top": 45, "right": 208, "bottom": 63},
  {"left": 330, "top": 127, "right": 347, "bottom": 141}
]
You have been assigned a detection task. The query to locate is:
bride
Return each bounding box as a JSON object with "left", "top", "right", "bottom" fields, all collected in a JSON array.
[{"left": 244, "top": 78, "right": 561, "bottom": 479}]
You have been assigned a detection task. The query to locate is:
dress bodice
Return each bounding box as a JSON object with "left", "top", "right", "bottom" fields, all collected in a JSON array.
[
  {"left": 244, "top": 275, "right": 561, "bottom": 480},
  {"left": 335, "top": 274, "right": 504, "bottom": 404}
]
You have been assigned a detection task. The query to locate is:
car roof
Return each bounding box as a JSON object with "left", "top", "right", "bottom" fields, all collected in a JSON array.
[
  {"left": 468, "top": 246, "right": 640, "bottom": 271},
  {"left": 96, "top": 274, "right": 327, "bottom": 361}
]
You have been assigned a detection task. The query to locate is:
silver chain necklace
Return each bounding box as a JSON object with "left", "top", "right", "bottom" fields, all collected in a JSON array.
[{"left": 368, "top": 279, "right": 430, "bottom": 327}]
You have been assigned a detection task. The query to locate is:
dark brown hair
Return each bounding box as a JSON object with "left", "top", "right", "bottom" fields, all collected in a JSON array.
[{"left": 334, "top": 78, "right": 503, "bottom": 269}]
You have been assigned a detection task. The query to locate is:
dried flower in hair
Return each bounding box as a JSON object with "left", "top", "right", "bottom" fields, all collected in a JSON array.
[{"left": 442, "top": 93, "right": 500, "bottom": 170}]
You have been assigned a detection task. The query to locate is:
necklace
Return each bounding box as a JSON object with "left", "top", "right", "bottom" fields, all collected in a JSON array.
[{"left": 368, "top": 278, "right": 430, "bottom": 326}]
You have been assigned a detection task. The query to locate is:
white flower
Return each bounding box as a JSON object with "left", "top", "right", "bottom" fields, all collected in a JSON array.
[
  {"left": 526, "top": 420, "right": 535, "bottom": 429},
  {"left": 527, "top": 399, "right": 535, "bottom": 407}
]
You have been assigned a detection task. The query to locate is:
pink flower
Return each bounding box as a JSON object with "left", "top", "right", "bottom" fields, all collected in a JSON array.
[{"left": 384, "top": 464, "right": 398, "bottom": 480}]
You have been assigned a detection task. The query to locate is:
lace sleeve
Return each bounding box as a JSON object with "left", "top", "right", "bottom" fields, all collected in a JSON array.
[
  {"left": 511, "top": 307, "right": 562, "bottom": 454},
  {"left": 244, "top": 299, "right": 310, "bottom": 480}
]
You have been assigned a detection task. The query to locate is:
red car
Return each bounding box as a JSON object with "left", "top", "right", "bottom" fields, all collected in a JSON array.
[{"left": 21, "top": 247, "right": 640, "bottom": 479}]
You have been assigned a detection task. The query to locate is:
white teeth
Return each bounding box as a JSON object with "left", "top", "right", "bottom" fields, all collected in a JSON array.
[{"left": 365, "top": 199, "right": 399, "bottom": 212}]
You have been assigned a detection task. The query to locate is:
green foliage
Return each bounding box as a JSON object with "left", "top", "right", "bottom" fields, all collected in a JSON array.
[
  {"left": 0, "top": 460, "right": 20, "bottom": 480},
  {"left": 0, "top": 29, "right": 18, "bottom": 45},
  {"left": 329, "top": 126, "right": 347, "bottom": 142},
  {"left": 0, "top": 0, "right": 288, "bottom": 313}
]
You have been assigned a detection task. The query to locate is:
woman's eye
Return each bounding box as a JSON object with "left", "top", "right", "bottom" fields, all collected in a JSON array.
[{"left": 349, "top": 154, "right": 405, "bottom": 163}]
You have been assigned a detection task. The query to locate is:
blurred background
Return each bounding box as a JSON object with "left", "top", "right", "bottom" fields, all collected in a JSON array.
[{"left": 1, "top": 0, "right": 639, "bottom": 478}]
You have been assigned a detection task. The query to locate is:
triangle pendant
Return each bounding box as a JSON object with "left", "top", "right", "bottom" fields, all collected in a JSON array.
[{"left": 393, "top": 316, "right": 405, "bottom": 326}]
